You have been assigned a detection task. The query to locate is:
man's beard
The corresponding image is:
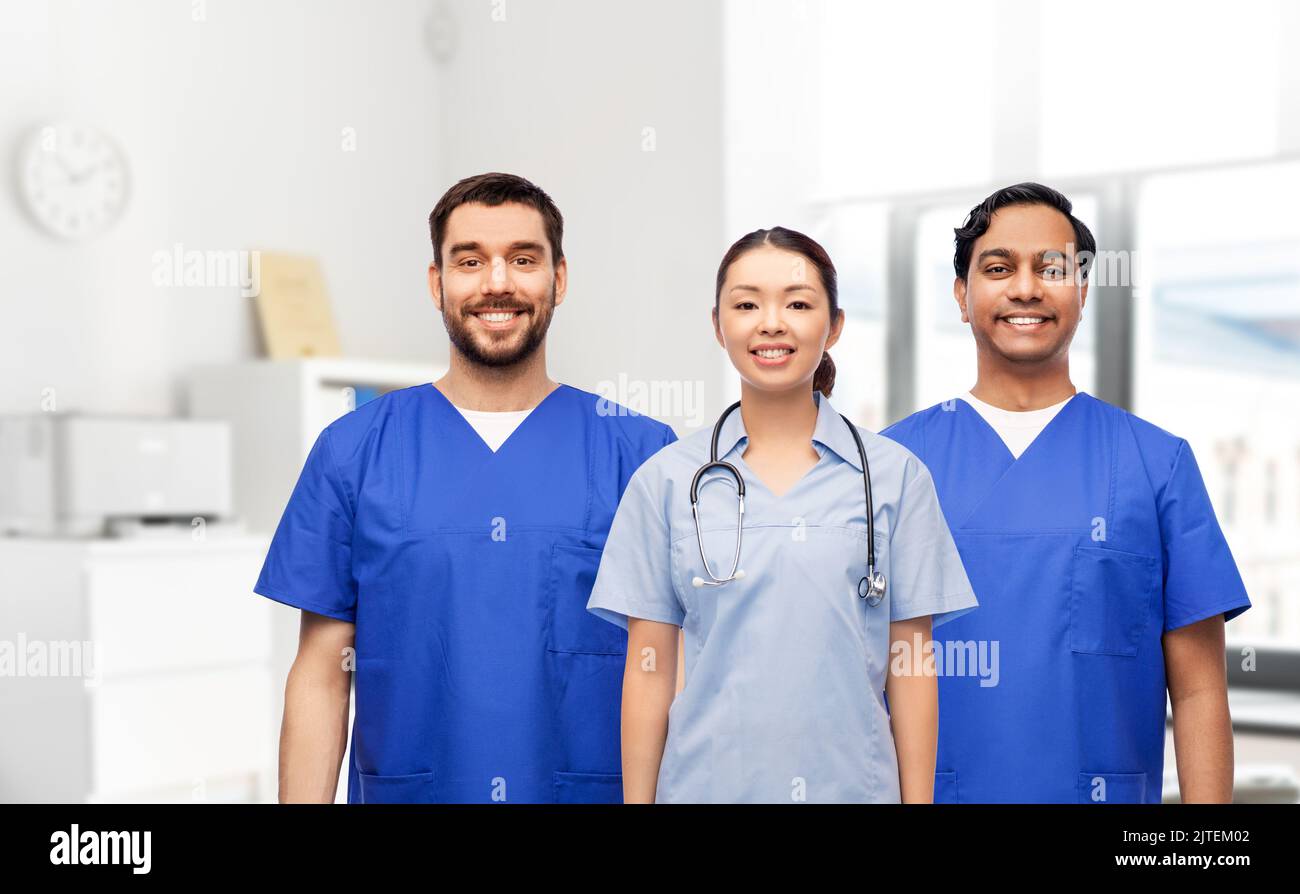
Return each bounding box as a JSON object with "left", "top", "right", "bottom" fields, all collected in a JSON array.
[{"left": 442, "top": 283, "right": 556, "bottom": 369}]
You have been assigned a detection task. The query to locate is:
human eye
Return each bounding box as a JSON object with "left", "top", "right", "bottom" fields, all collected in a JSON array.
[
  {"left": 985, "top": 264, "right": 1010, "bottom": 275},
  {"left": 459, "top": 258, "right": 482, "bottom": 268},
  {"left": 512, "top": 256, "right": 536, "bottom": 266},
  {"left": 788, "top": 300, "right": 812, "bottom": 310},
  {"left": 1041, "top": 265, "right": 1066, "bottom": 281}
]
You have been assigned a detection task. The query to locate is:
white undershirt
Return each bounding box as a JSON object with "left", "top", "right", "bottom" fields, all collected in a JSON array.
[
  {"left": 451, "top": 404, "right": 535, "bottom": 453},
  {"left": 962, "top": 391, "right": 1074, "bottom": 459}
]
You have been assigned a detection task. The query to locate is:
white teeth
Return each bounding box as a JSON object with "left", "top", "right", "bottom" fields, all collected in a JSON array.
[
  {"left": 478, "top": 312, "right": 518, "bottom": 322},
  {"left": 755, "top": 348, "right": 793, "bottom": 358},
  {"left": 1004, "top": 316, "right": 1047, "bottom": 325}
]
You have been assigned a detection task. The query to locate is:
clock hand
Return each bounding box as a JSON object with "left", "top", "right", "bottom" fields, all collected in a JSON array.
[{"left": 52, "top": 154, "right": 76, "bottom": 182}]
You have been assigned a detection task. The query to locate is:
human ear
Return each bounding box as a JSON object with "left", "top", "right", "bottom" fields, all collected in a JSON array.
[
  {"left": 953, "top": 277, "right": 970, "bottom": 323},
  {"left": 553, "top": 257, "right": 568, "bottom": 308},
  {"left": 428, "top": 262, "right": 443, "bottom": 311},
  {"left": 824, "top": 308, "right": 846, "bottom": 351}
]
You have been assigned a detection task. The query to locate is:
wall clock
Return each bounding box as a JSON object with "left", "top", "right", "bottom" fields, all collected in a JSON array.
[{"left": 18, "top": 122, "right": 130, "bottom": 240}]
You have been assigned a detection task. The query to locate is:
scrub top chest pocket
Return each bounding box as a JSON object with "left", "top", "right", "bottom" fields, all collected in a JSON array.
[
  {"left": 548, "top": 543, "right": 627, "bottom": 655},
  {"left": 1068, "top": 545, "right": 1160, "bottom": 657}
]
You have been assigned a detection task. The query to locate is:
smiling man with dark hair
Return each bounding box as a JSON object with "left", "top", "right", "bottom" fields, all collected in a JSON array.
[
  {"left": 255, "top": 172, "right": 676, "bottom": 804},
  {"left": 882, "top": 182, "right": 1251, "bottom": 803}
]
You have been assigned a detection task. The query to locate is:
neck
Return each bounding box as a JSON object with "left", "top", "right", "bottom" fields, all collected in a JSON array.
[
  {"left": 969, "top": 353, "right": 1076, "bottom": 411},
  {"left": 434, "top": 347, "right": 556, "bottom": 412},
  {"left": 737, "top": 383, "right": 819, "bottom": 451}
]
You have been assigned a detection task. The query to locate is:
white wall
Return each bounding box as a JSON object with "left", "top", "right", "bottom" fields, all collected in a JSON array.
[
  {"left": 1, "top": 0, "right": 443, "bottom": 416},
  {"left": 1, "top": 0, "right": 726, "bottom": 433},
  {"left": 437, "top": 0, "right": 726, "bottom": 431}
]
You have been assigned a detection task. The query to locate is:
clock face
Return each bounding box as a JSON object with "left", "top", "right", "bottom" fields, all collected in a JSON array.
[{"left": 19, "top": 122, "right": 130, "bottom": 240}]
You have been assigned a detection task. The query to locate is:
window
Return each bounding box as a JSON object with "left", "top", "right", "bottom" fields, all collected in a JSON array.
[
  {"left": 1039, "top": 0, "right": 1283, "bottom": 177},
  {"left": 1135, "top": 162, "right": 1300, "bottom": 646}
]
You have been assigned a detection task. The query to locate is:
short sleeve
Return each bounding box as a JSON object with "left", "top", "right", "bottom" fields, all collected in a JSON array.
[
  {"left": 253, "top": 427, "right": 358, "bottom": 623},
  {"left": 887, "top": 458, "right": 979, "bottom": 628},
  {"left": 587, "top": 468, "right": 684, "bottom": 629},
  {"left": 1159, "top": 439, "right": 1251, "bottom": 631}
]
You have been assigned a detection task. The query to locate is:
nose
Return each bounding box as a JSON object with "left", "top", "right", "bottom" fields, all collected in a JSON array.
[
  {"left": 1004, "top": 264, "right": 1042, "bottom": 303},
  {"left": 757, "top": 302, "right": 787, "bottom": 336},
  {"left": 482, "top": 257, "right": 515, "bottom": 296}
]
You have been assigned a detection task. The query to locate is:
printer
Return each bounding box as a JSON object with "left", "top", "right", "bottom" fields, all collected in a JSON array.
[{"left": 0, "top": 414, "right": 233, "bottom": 537}]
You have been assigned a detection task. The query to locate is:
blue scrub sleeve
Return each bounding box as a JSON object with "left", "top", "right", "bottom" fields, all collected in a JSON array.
[
  {"left": 887, "top": 458, "right": 979, "bottom": 628},
  {"left": 253, "top": 427, "right": 359, "bottom": 623},
  {"left": 1159, "top": 439, "right": 1251, "bottom": 631},
  {"left": 659, "top": 424, "right": 679, "bottom": 452},
  {"left": 587, "top": 468, "right": 685, "bottom": 630}
]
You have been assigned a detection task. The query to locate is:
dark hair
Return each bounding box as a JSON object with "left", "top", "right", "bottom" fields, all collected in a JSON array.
[
  {"left": 953, "top": 182, "right": 1096, "bottom": 283},
  {"left": 429, "top": 172, "right": 564, "bottom": 267},
  {"left": 715, "top": 226, "right": 840, "bottom": 398}
]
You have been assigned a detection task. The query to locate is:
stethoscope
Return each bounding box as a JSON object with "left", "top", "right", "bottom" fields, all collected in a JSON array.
[{"left": 689, "top": 400, "right": 887, "bottom": 606}]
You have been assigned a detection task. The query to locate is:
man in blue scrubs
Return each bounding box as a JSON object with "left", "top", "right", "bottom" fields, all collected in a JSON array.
[
  {"left": 882, "top": 183, "right": 1251, "bottom": 803},
  {"left": 254, "top": 173, "right": 676, "bottom": 803}
]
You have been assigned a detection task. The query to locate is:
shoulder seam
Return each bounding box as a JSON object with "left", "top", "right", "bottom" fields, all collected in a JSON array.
[
  {"left": 321, "top": 427, "right": 357, "bottom": 517},
  {"left": 1118, "top": 407, "right": 1183, "bottom": 501}
]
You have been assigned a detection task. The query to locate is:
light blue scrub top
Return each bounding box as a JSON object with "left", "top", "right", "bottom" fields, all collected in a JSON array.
[{"left": 587, "top": 391, "right": 979, "bottom": 803}]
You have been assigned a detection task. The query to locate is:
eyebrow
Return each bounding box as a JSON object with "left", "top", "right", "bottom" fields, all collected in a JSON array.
[
  {"left": 728, "top": 283, "right": 818, "bottom": 295},
  {"left": 976, "top": 248, "right": 1069, "bottom": 266},
  {"left": 447, "top": 240, "right": 547, "bottom": 256}
]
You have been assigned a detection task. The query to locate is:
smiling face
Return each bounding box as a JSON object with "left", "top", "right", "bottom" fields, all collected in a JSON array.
[
  {"left": 428, "top": 201, "right": 567, "bottom": 368},
  {"left": 955, "top": 203, "right": 1088, "bottom": 367},
  {"left": 714, "top": 245, "right": 844, "bottom": 394}
]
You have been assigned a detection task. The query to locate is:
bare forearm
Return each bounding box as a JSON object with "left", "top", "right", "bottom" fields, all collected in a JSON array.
[
  {"left": 1171, "top": 689, "right": 1234, "bottom": 803},
  {"left": 886, "top": 617, "right": 937, "bottom": 803},
  {"left": 279, "top": 658, "right": 351, "bottom": 803},
  {"left": 621, "top": 662, "right": 674, "bottom": 802},
  {"left": 1164, "top": 616, "right": 1233, "bottom": 803},
  {"left": 621, "top": 625, "right": 677, "bottom": 804},
  {"left": 887, "top": 668, "right": 938, "bottom": 803}
]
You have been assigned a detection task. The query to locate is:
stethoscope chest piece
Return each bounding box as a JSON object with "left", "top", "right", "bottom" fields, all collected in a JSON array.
[{"left": 858, "top": 569, "right": 887, "bottom": 606}]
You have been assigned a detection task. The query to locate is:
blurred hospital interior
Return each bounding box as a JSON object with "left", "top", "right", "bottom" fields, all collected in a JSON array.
[{"left": 1, "top": 0, "right": 1298, "bottom": 803}]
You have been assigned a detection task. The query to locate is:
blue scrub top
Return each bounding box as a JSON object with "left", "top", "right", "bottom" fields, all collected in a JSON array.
[
  {"left": 882, "top": 392, "right": 1251, "bottom": 803},
  {"left": 587, "top": 390, "right": 978, "bottom": 803},
  {"left": 254, "top": 383, "right": 676, "bottom": 803}
]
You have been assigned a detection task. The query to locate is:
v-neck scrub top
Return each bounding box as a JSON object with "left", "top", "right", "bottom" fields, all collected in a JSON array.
[
  {"left": 253, "top": 383, "right": 676, "bottom": 803},
  {"left": 586, "top": 391, "right": 979, "bottom": 803},
  {"left": 882, "top": 393, "right": 1251, "bottom": 802}
]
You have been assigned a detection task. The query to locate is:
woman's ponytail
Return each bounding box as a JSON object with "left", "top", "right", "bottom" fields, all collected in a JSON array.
[{"left": 813, "top": 350, "right": 836, "bottom": 398}]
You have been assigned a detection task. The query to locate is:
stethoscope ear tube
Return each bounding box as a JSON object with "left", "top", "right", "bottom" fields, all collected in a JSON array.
[
  {"left": 690, "top": 460, "right": 745, "bottom": 586},
  {"left": 839, "top": 413, "right": 877, "bottom": 577},
  {"left": 690, "top": 401, "right": 885, "bottom": 600},
  {"left": 690, "top": 460, "right": 745, "bottom": 504}
]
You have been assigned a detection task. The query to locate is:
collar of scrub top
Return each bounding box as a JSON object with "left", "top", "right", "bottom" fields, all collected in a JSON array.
[{"left": 710, "top": 390, "right": 865, "bottom": 472}]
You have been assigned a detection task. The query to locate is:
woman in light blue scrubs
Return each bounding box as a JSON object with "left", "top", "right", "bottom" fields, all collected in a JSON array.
[{"left": 587, "top": 227, "right": 979, "bottom": 803}]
